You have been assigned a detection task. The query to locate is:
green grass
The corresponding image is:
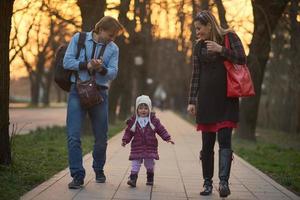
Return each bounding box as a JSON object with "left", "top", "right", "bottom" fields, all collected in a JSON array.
[
  {"left": 0, "top": 122, "right": 124, "bottom": 200},
  {"left": 233, "top": 129, "right": 300, "bottom": 195}
]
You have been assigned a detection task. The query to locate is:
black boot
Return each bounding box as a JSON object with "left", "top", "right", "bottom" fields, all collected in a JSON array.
[
  {"left": 199, "top": 150, "right": 214, "bottom": 196},
  {"left": 146, "top": 172, "right": 154, "bottom": 185},
  {"left": 219, "top": 148, "right": 233, "bottom": 198},
  {"left": 127, "top": 174, "right": 138, "bottom": 187},
  {"left": 200, "top": 179, "right": 213, "bottom": 196}
]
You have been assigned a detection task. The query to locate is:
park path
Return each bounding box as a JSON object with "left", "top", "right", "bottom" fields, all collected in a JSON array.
[
  {"left": 21, "top": 110, "right": 299, "bottom": 200},
  {"left": 9, "top": 107, "right": 66, "bottom": 135}
]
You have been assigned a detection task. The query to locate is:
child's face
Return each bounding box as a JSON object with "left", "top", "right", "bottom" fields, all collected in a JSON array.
[{"left": 137, "top": 103, "right": 149, "bottom": 117}]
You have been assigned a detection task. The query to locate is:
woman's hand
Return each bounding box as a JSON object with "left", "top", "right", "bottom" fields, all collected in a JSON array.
[
  {"left": 187, "top": 104, "right": 196, "bottom": 116},
  {"left": 205, "top": 40, "right": 222, "bottom": 53}
]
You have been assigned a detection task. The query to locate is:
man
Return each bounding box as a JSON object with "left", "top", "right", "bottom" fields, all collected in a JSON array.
[{"left": 63, "top": 16, "right": 124, "bottom": 189}]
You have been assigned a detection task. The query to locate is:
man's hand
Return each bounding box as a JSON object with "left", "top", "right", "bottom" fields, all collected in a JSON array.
[
  {"left": 93, "top": 58, "right": 104, "bottom": 72},
  {"left": 187, "top": 104, "right": 196, "bottom": 116},
  {"left": 88, "top": 59, "right": 103, "bottom": 72},
  {"left": 87, "top": 61, "right": 93, "bottom": 71}
]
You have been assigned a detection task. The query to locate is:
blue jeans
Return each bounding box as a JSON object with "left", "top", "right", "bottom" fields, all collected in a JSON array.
[{"left": 67, "top": 84, "right": 108, "bottom": 180}]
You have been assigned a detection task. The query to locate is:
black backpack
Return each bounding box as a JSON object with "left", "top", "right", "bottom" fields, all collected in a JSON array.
[{"left": 54, "top": 32, "right": 86, "bottom": 92}]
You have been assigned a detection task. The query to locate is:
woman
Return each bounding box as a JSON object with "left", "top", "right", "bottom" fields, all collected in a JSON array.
[{"left": 187, "top": 10, "right": 246, "bottom": 198}]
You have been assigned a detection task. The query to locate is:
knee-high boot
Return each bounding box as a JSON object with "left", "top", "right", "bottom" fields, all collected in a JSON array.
[
  {"left": 219, "top": 148, "right": 233, "bottom": 198},
  {"left": 200, "top": 150, "right": 214, "bottom": 196}
]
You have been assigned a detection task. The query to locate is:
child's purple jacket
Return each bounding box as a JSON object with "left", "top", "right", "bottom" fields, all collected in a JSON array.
[{"left": 122, "top": 113, "right": 171, "bottom": 160}]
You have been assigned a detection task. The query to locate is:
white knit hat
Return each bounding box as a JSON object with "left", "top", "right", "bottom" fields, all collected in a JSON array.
[{"left": 130, "top": 95, "right": 155, "bottom": 132}]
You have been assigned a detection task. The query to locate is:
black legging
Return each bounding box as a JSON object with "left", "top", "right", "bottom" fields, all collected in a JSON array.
[{"left": 202, "top": 128, "right": 232, "bottom": 153}]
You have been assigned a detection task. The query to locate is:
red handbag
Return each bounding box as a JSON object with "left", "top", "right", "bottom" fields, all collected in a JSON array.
[{"left": 223, "top": 34, "right": 255, "bottom": 97}]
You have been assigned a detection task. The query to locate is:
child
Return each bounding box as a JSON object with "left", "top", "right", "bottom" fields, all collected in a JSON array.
[{"left": 122, "top": 95, "right": 174, "bottom": 187}]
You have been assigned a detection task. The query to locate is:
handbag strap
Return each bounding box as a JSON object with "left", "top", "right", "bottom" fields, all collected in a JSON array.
[
  {"left": 224, "top": 34, "right": 230, "bottom": 49},
  {"left": 223, "top": 33, "right": 244, "bottom": 70},
  {"left": 90, "top": 43, "right": 107, "bottom": 76}
]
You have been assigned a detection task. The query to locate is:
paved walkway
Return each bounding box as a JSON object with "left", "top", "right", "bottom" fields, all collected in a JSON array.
[
  {"left": 21, "top": 111, "right": 299, "bottom": 200},
  {"left": 9, "top": 107, "right": 66, "bottom": 135}
]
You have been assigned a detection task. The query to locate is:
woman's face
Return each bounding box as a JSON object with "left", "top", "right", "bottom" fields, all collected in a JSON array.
[
  {"left": 194, "top": 20, "right": 211, "bottom": 41},
  {"left": 137, "top": 104, "right": 149, "bottom": 117}
]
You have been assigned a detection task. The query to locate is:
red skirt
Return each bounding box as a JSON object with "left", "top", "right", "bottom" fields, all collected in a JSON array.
[{"left": 196, "top": 121, "right": 237, "bottom": 132}]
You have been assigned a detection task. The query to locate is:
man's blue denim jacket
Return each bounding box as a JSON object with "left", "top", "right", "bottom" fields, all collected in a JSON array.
[{"left": 63, "top": 31, "right": 119, "bottom": 87}]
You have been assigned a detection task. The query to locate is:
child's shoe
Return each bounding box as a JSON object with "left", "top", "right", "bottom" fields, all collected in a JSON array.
[
  {"left": 146, "top": 172, "right": 154, "bottom": 185},
  {"left": 127, "top": 174, "right": 138, "bottom": 187}
]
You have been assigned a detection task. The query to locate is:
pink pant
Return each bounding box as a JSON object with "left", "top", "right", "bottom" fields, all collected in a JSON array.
[{"left": 131, "top": 159, "right": 155, "bottom": 174}]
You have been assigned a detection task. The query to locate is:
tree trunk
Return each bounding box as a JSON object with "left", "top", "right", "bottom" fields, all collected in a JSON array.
[
  {"left": 287, "top": 0, "right": 300, "bottom": 133},
  {"left": 0, "top": 0, "right": 14, "bottom": 165},
  {"left": 30, "top": 73, "right": 39, "bottom": 106},
  {"left": 200, "top": 0, "right": 209, "bottom": 10},
  {"left": 236, "top": 0, "right": 288, "bottom": 140},
  {"left": 42, "top": 19, "right": 57, "bottom": 106},
  {"left": 214, "top": 0, "right": 228, "bottom": 28},
  {"left": 134, "top": 0, "right": 152, "bottom": 94},
  {"left": 108, "top": 0, "right": 134, "bottom": 122},
  {"left": 109, "top": 0, "right": 137, "bottom": 122},
  {"left": 77, "top": 0, "right": 106, "bottom": 32}
]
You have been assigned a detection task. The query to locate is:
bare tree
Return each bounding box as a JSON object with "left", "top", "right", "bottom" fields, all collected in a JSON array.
[
  {"left": 110, "top": 0, "right": 154, "bottom": 122},
  {"left": 18, "top": 7, "right": 55, "bottom": 106},
  {"left": 77, "top": 0, "right": 106, "bottom": 31},
  {"left": 258, "top": 18, "right": 288, "bottom": 131},
  {"left": 200, "top": 0, "right": 209, "bottom": 10},
  {"left": 214, "top": 0, "right": 228, "bottom": 28},
  {"left": 110, "top": 0, "right": 135, "bottom": 121},
  {"left": 10, "top": 1, "right": 80, "bottom": 105},
  {"left": 236, "top": 0, "right": 289, "bottom": 140},
  {"left": 9, "top": 1, "right": 33, "bottom": 63},
  {"left": 0, "top": 0, "right": 14, "bottom": 165},
  {"left": 287, "top": 0, "right": 300, "bottom": 133},
  {"left": 134, "top": 0, "right": 153, "bottom": 94}
]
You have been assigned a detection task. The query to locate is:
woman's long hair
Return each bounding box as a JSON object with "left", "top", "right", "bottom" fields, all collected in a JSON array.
[{"left": 194, "top": 10, "right": 232, "bottom": 43}]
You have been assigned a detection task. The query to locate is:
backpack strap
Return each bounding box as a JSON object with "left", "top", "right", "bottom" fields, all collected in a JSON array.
[
  {"left": 74, "top": 32, "right": 86, "bottom": 82},
  {"left": 75, "top": 32, "right": 86, "bottom": 59}
]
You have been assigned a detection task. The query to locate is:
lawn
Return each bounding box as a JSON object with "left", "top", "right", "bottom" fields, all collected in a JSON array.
[
  {"left": 0, "top": 122, "right": 124, "bottom": 200},
  {"left": 232, "top": 128, "right": 300, "bottom": 195}
]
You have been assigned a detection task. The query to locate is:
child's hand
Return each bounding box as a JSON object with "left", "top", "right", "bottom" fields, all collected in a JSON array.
[
  {"left": 121, "top": 142, "right": 126, "bottom": 147},
  {"left": 167, "top": 139, "right": 175, "bottom": 145}
]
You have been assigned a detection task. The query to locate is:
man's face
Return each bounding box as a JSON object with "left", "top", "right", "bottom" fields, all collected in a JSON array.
[{"left": 99, "top": 29, "right": 117, "bottom": 44}]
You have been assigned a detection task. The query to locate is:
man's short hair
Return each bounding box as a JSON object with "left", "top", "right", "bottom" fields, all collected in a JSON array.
[{"left": 94, "top": 16, "right": 124, "bottom": 36}]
